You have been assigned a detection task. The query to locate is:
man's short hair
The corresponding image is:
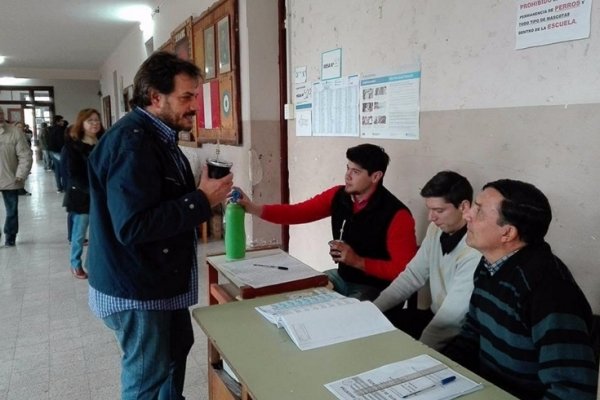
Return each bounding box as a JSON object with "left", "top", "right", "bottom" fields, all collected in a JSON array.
[
  {"left": 53, "top": 115, "right": 63, "bottom": 124},
  {"left": 483, "top": 179, "right": 552, "bottom": 245},
  {"left": 346, "top": 144, "right": 390, "bottom": 177},
  {"left": 420, "top": 171, "right": 473, "bottom": 208},
  {"left": 130, "top": 51, "right": 201, "bottom": 108}
]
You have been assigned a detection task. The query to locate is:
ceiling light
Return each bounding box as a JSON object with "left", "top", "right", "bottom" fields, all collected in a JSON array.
[
  {"left": 0, "top": 77, "right": 29, "bottom": 85},
  {"left": 0, "top": 56, "right": 5, "bottom": 65},
  {"left": 117, "top": 5, "right": 154, "bottom": 41}
]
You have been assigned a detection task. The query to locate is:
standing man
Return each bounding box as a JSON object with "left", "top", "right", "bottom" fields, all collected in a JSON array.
[
  {"left": 443, "top": 179, "right": 597, "bottom": 399},
  {"left": 38, "top": 122, "right": 53, "bottom": 171},
  {"left": 87, "top": 52, "right": 233, "bottom": 399},
  {"left": 0, "top": 113, "right": 32, "bottom": 246},
  {"left": 238, "top": 143, "right": 417, "bottom": 300},
  {"left": 373, "top": 171, "right": 480, "bottom": 350},
  {"left": 46, "top": 115, "right": 66, "bottom": 192}
]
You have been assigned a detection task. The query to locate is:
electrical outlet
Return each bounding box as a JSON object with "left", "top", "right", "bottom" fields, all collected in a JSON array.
[{"left": 284, "top": 104, "right": 295, "bottom": 120}]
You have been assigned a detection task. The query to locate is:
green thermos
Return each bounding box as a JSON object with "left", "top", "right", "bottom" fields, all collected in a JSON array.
[{"left": 225, "top": 191, "right": 246, "bottom": 260}]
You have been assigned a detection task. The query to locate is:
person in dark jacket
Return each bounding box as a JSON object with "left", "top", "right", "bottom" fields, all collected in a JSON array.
[
  {"left": 47, "top": 115, "right": 66, "bottom": 192},
  {"left": 87, "top": 52, "right": 233, "bottom": 399},
  {"left": 64, "top": 109, "right": 104, "bottom": 279}
]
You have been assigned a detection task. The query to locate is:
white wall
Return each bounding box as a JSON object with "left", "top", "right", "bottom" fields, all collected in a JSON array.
[{"left": 282, "top": 0, "right": 600, "bottom": 312}]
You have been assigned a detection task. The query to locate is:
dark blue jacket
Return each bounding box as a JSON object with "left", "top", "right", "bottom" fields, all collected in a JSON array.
[{"left": 87, "top": 109, "right": 212, "bottom": 300}]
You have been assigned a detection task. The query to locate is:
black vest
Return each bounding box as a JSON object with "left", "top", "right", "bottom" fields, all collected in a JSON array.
[{"left": 330, "top": 185, "right": 409, "bottom": 289}]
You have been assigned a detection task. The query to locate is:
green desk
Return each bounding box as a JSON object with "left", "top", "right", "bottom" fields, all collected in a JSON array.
[{"left": 192, "top": 292, "right": 517, "bottom": 400}]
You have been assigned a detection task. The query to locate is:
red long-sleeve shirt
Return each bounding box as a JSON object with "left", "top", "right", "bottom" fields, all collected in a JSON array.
[{"left": 261, "top": 186, "right": 417, "bottom": 282}]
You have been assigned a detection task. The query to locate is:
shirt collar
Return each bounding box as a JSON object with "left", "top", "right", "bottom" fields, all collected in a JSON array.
[
  {"left": 440, "top": 225, "right": 467, "bottom": 255},
  {"left": 483, "top": 249, "right": 519, "bottom": 276},
  {"left": 135, "top": 107, "right": 178, "bottom": 145}
]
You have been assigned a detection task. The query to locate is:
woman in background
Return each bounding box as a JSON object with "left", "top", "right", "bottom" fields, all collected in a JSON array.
[{"left": 64, "top": 108, "right": 104, "bottom": 279}]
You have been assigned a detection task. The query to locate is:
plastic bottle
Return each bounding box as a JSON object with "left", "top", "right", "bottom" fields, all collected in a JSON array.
[{"left": 225, "top": 190, "right": 246, "bottom": 260}]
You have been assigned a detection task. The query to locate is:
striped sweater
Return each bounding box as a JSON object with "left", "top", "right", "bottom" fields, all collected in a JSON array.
[{"left": 443, "top": 242, "right": 597, "bottom": 399}]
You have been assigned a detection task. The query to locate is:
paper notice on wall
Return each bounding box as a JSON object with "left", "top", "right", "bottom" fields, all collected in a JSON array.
[
  {"left": 295, "top": 83, "right": 312, "bottom": 136},
  {"left": 312, "top": 75, "right": 360, "bottom": 137},
  {"left": 360, "top": 71, "right": 420, "bottom": 140},
  {"left": 515, "top": 0, "right": 592, "bottom": 49}
]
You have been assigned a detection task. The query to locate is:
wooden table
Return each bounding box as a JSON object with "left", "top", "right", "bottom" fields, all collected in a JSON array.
[{"left": 206, "top": 247, "right": 329, "bottom": 305}]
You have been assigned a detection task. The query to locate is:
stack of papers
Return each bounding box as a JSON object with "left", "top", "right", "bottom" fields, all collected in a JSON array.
[
  {"left": 325, "top": 354, "right": 483, "bottom": 400},
  {"left": 256, "top": 289, "right": 395, "bottom": 351}
]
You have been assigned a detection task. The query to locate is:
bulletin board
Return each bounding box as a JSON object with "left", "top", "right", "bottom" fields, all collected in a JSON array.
[{"left": 192, "top": 0, "right": 241, "bottom": 145}]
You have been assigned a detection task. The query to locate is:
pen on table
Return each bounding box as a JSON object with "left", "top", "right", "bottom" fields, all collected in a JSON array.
[
  {"left": 253, "top": 263, "right": 289, "bottom": 271},
  {"left": 401, "top": 376, "right": 456, "bottom": 398}
]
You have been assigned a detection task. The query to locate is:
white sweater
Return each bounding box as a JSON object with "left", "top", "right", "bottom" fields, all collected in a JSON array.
[{"left": 373, "top": 222, "right": 481, "bottom": 350}]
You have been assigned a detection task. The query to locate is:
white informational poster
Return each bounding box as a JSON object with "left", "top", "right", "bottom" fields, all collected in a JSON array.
[
  {"left": 295, "top": 83, "right": 312, "bottom": 136},
  {"left": 360, "top": 71, "right": 421, "bottom": 140},
  {"left": 321, "top": 48, "right": 342, "bottom": 80},
  {"left": 516, "top": 0, "right": 592, "bottom": 49},
  {"left": 312, "top": 75, "right": 360, "bottom": 137}
]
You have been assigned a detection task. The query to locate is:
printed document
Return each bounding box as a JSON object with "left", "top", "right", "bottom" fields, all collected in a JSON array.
[
  {"left": 257, "top": 294, "right": 395, "bottom": 351},
  {"left": 325, "top": 354, "right": 483, "bottom": 400}
]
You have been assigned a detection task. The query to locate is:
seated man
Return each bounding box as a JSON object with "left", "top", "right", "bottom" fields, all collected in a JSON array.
[
  {"left": 443, "top": 179, "right": 597, "bottom": 399},
  {"left": 239, "top": 143, "right": 417, "bottom": 300},
  {"left": 373, "top": 171, "right": 480, "bottom": 350}
]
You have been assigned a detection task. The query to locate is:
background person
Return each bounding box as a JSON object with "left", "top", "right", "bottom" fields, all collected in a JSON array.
[
  {"left": 0, "top": 113, "right": 32, "bottom": 246},
  {"left": 46, "top": 115, "right": 66, "bottom": 193},
  {"left": 373, "top": 171, "right": 480, "bottom": 350},
  {"left": 238, "top": 143, "right": 418, "bottom": 300},
  {"left": 63, "top": 108, "right": 104, "bottom": 279}
]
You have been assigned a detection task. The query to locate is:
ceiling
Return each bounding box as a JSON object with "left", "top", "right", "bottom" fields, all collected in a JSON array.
[{"left": 0, "top": 0, "right": 157, "bottom": 76}]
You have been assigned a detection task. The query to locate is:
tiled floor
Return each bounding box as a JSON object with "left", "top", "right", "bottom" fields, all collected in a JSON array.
[{"left": 0, "top": 157, "right": 220, "bottom": 399}]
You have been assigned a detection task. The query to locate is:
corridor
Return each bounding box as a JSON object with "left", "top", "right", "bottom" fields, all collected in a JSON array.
[{"left": 0, "top": 157, "right": 211, "bottom": 399}]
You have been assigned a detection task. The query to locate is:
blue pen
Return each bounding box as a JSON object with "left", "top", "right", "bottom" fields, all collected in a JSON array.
[
  {"left": 402, "top": 376, "right": 456, "bottom": 398},
  {"left": 441, "top": 376, "right": 456, "bottom": 385}
]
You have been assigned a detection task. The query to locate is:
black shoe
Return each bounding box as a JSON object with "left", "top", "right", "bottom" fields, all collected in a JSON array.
[{"left": 5, "top": 241, "right": 15, "bottom": 247}]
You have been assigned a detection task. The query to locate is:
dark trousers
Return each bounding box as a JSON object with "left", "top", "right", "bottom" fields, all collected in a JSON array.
[
  {"left": 383, "top": 305, "right": 434, "bottom": 340},
  {"left": 1, "top": 190, "right": 19, "bottom": 243}
]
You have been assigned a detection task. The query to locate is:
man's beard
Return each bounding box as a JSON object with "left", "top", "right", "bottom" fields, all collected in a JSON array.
[{"left": 158, "top": 110, "right": 195, "bottom": 132}]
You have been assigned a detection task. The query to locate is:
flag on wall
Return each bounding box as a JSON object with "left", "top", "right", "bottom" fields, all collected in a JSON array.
[{"left": 197, "top": 80, "right": 220, "bottom": 129}]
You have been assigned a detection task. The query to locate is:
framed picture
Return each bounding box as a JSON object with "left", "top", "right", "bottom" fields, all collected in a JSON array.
[
  {"left": 122, "top": 85, "right": 133, "bottom": 113},
  {"left": 172, "top": 17, "right": 194, "bottom": 61},
  {"left": 204, "top": 26, "right": 216, "bottom": 79},
  {"left": 217, "top": 16, "right": 231, "bottom": 73},
  {"left": 7, "top": 108, "right": 23, "bottom": 123},
  {"left": 102, "top": 96, "right": 112, "bottom": 127}
]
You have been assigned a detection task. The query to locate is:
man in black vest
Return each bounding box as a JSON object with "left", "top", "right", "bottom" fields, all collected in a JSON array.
[{"left": 238, "top": 144, "right": 417, "bottom": 300}]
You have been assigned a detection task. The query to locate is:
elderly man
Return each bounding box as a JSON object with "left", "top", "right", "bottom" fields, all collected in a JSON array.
[
  {"left": 0, "top": 113, "right": 32, "bottom": 246},
  {"left": 87, "top": 52, "right": 233, "bottom": 399},
  {"left": 443, "top": 179, "right": 597, "bottom": 399}
]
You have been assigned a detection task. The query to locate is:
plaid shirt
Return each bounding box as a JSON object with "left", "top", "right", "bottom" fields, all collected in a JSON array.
[
  {"left": 483, "top": 250, "right": 519, "bottom": 276},
  {"left": 89, "top": 107, "right": 198, "bottom": 319}
]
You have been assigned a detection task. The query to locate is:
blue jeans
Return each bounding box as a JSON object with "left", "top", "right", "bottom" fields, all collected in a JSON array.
[
  {"left": 70, "top": 213, "right": 89, "bottom": 269},
  {"left": 42, "top": 149, "right": 53, "bottom": 170},
  {"left": 1, "top": 190, "right": 18, "bottom": 243},
  {"left": 324, "top": 269, "right": 381, "bottom": 301},
  {"left": 49, "top": 151, "right": 63, "bottom": 191},
  {"left": 103, "top": 309, "right": 194, "bottom": 400}
]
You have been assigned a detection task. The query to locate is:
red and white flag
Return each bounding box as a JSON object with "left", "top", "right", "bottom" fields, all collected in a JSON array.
[{"left": 197, "top": 80, "right": 220, "bottom": 129}]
